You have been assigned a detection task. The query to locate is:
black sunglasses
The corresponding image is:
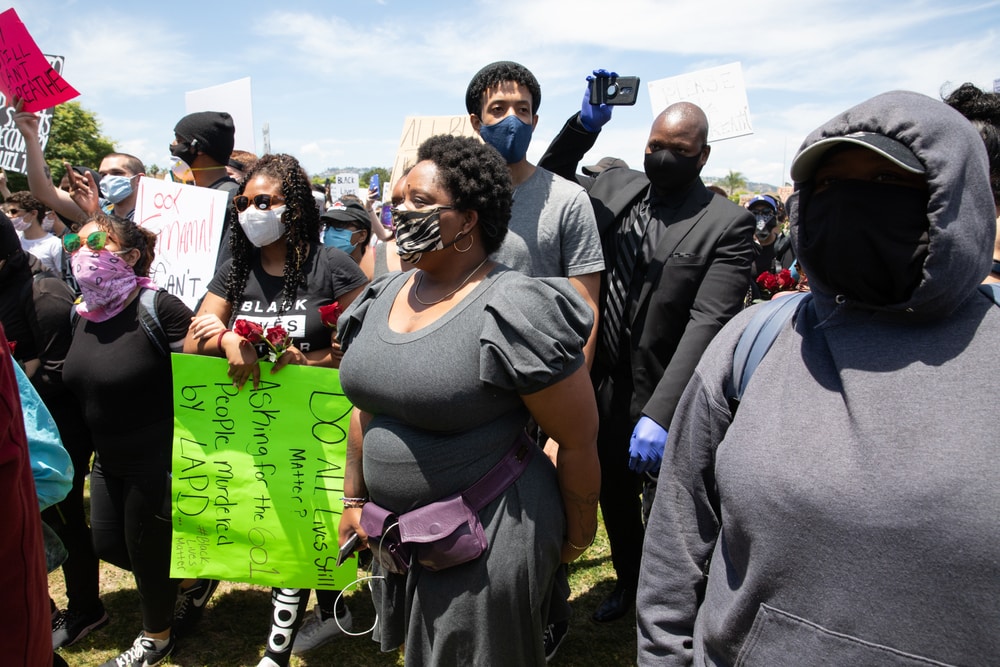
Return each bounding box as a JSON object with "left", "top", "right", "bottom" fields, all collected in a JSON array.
[{"left": 233, "top": 194, "right": 286, "bottom": 213}]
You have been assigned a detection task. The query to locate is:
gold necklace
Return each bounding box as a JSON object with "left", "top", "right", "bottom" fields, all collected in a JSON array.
[{"left": 413, "top": 258, "right": 489, "bottom": 306}]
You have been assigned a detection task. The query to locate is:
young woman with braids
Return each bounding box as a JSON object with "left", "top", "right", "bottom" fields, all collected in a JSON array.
[
  {"left": 183, "top": 153, "right": 367, "bottom": 667},
  {"left": 61, "top": 212, "right": 194, "bottom": 667}
]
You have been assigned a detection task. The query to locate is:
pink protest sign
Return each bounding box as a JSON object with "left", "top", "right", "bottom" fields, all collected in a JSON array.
[{"left": 0, "top": 8, "right": 78, "bottom": 112}]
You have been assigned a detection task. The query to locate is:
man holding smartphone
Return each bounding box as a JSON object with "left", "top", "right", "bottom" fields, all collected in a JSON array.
[
  {"left": 465, "top": 61, "right": 605, "bottom": 660},
  {"left": 540, "top": 81, "right": 755, "bottom": 626}
]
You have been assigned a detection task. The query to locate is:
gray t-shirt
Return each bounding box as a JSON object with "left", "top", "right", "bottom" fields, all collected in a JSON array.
[{"left": 492, "top": 166, "right": 605, "bottom": 278}]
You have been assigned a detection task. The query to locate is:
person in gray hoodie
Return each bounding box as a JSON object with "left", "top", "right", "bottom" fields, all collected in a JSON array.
[{"left": 635, "top": 90, "right": 1000, "bottom": 666}]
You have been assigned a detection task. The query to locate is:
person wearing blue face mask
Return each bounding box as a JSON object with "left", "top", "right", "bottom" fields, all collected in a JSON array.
[
  {"left": 465, "top": 61, "right": 604, "bottom": 365},
  {"left": 11, "top": 103, "right": 145, "bottom": 226},
  {"left": 95, "top": 154, "right": 145, "bottom": 220},
  {"left": 465, "top": 60, "right": 605, "bottom": 660},
  {"left": 321, "top": 197, "right": 372, "bottom": 265}
]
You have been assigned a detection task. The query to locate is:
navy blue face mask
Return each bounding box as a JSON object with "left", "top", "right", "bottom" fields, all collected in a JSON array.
[{"left": 478, "top": 115, "right": 533, "bottom": 164}]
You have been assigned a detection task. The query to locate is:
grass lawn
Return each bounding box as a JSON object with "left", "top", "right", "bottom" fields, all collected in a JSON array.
[{"left": 50, "top": 511, "right": 638, "bottom": 666}]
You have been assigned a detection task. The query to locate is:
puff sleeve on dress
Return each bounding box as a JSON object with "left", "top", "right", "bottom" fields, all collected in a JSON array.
[{"left": 479, "top": 273, "right": 593, "bottom": 394}]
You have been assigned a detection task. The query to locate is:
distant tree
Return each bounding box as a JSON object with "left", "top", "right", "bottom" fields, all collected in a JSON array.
[
  {"left": 147, "top": 164, "right": 162, "bottom": 178},
  {"left": 360, "top": 167, "right": 391, "bottom": 193},
  {"left": 720, "top": 170, "right": 747, "bottom": 196},
  {"left": 4, "top": 101, "right": 116, "bottom": 192}
]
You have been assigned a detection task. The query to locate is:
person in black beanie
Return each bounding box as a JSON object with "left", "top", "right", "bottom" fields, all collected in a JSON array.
[{"left": 170, "top": 111, "right": 240, "bottom": 269}]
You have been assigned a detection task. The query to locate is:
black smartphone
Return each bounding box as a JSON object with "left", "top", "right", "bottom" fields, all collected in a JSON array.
[
  {"left": 589, "top": 75, "right": 641, "bottom": 106},
  {"left": 337, "top": 532, "right": 360, "bottom": 567}
]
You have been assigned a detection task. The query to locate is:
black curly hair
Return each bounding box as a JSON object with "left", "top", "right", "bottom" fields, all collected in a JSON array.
[
  {"left": 225, "top": 153, "right": 320, "bottom": 314},
  {"left": 87, "top": 212, "right": 158, "bottom": 277},
  {"left": 465, "top": 61, "right": 541, "bottom": 117},
  {"left": 944, "top": 82, "right": 1000, "bottom": 205},
  {"left": 416, "top": 134, "right": 512, "bottom": 255}
]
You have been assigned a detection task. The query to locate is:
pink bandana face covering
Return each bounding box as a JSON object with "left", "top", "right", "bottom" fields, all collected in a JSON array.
[{"left": 72, "top": 249, "right": 156, "bottom": 322}]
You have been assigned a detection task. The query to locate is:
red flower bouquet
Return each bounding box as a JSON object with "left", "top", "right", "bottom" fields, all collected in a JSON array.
[
  {"left": 233, "top": 319, "right": 291, "bottom": 362},
  {"left": 233, "top": 319, "right": 264, "bottom": 341},
  {"left": 755, "top": 269, "right": 797, "bottom": 300}
]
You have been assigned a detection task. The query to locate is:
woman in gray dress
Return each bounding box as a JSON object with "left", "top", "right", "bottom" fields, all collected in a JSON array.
[{"left": 337, "top": 134, "right": 600, "bottom": 665}]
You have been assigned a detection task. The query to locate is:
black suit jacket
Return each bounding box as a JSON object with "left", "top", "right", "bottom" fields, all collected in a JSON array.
[{"left": 540, "top": 114, "right": 755, "bottom": 429}]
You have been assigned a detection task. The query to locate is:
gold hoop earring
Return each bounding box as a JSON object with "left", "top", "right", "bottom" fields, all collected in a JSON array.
[{"left": 454, "top": 232, "right": 474, "bottom": 253}]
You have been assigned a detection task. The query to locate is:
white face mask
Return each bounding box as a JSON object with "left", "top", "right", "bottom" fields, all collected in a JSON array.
[
  {"left": 42, "top": 213, "right": 57, "bottom": 232},
  {"left": 238, "top": 205, "right": 286, "bottom": 247},
  {"left": 10, "top": 216, "right": 31, "bottom": 232}
]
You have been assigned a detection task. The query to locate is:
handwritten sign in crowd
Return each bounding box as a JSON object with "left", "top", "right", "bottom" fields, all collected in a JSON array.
[
  {"left": 0, "top": 52, "right": 64, "bottom": 175},
  {"left": 390, "top": 115, "right": 479, "bottom": 188},
  {"left": 328, "top": 172, "right": 359, "bottom": 201},
  {"left": 135, "top": 177, "right": 226, "bottom": 309},
  {"left": 170, "top": 355, "right": 356, "bottom": 590},
  {"left": 647, "top": 62, "right": 753, "bottom": 143},
  {"left": 0, "top": 9, "right": 79, "bottom": 113}
]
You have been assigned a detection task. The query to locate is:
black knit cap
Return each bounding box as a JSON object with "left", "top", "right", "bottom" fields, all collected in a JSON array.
[{"left": 174, "top": 111, "right": 236, "bottom": 166}]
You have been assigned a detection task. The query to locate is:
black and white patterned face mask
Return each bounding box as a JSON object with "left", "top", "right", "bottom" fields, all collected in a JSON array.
[{"left": 392, "top": 205, "right": 456, "bottom": 264}]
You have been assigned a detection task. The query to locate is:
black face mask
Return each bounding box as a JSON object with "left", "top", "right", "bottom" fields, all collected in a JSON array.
[
  {"left": 169, "top": 141, "right": 198, "bottom": 166},
  {"left": 753, "top": 210, "right": 777, "bottom": 240},
  {"left": 799, "top": 180, "right": 930, "bottom": 306},
  {"left": 643, "top": 148, "right": 703, "bottom": 194}
]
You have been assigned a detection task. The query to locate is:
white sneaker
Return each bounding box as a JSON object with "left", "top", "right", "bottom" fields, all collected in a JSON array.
[
  {"left": 290, "top": 604, "right": 353, "bottom": 655},
  {"left": 255, "top": 658, "right": 280, "bottom": 667}
]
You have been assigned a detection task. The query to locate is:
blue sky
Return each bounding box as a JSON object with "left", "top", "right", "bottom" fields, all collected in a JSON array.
[{"left": 11, "top": 0, "right": 1000, "bottom": 188}]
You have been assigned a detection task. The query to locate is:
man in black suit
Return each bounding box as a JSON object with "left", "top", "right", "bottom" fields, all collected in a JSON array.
[{"left": 540, "top": 87, "right": 755, "bottom": 623}]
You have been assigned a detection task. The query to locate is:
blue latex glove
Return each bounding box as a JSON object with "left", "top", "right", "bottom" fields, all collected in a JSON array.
[
  {"left": 628, "top": 415, "right": 667, "bottom": 474},
  {"left": 580, "top": 69, "right": 618, "bottom": 133}
]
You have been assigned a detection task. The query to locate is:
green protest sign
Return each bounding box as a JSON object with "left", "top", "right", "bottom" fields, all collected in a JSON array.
[{"left": 170, "top": 353, "right": 356, "bottom": 590}]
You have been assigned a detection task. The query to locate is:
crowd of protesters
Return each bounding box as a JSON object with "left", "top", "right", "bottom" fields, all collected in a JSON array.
[{"left": 1, "top": 63, "right": 998, "bottom": 667}]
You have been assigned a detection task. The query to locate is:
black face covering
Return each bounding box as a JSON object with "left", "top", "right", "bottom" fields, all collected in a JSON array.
[
  {"left": 643, "top": 149, "right": 703, "bottom": 194},
  {"left": 799, "top": 180, "right": 930, "bottom": 306},
  {"left": 170, "top": 141, "right": 198, "bottom": 166}
]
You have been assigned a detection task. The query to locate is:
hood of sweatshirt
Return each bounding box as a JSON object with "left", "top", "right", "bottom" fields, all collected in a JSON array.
[{"left": 788, "top": 90, "right": 995, "bottom": 321}]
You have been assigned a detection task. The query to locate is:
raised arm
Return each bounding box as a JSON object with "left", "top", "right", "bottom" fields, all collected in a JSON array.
[
  {"left": 538, "top": 69, "right": 615, "bottom": 183},
  {"left": 11, "top": 102, "right": 87, "bottom": 224}
]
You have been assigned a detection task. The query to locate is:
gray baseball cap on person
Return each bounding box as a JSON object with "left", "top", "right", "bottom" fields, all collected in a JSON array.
[
  {"left": 582, "top": 157, "right": 629, "bottom": 176},
  {"left": 790, "top": 131, "right": 925, "bottom": 182}
]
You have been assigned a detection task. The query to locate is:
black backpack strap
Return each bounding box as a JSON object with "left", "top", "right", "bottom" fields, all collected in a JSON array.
[
  {"left": 728, "top": 292, "right": 812, "bottom": 408},
  {"left": 137, "top": 288, "right": 171, "bottom": 357},
  {"left": 979, "top": 282, "right": 1000, "bottom": 306}
]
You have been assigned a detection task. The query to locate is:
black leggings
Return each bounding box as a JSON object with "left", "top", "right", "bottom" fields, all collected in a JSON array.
[
  {"left": 263, "top": 588, "right": 310, "bottom": 667},
  {"left": 262, "top": 588, "right": 346, "bottom": 666},
  {"left": 89, "top": 460, "right": 177, "bottom": 634},
  {"left": 42, "top": 397, "right": 100, "bottom": 612}
]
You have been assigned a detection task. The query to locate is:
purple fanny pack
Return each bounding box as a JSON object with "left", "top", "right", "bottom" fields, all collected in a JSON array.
[{"left": 361, "top": 432, "right": 534, "bottom": 574}]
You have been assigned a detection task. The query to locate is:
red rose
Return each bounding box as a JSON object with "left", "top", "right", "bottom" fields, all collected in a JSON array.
[
  {"left": 756, "top": 271, "right": 778, "bottom": 292},
  {"left": 265, "top": 324, "right": 288, "bottom": 347},
  {"left": 234, "top": 319, "right": 264, "bottom": 341},
  {"left": 319, "top": 302, "right": 342, "bottom": 329},
  {"left": 776, "top": 269, "right": 796, "bottom": 290}
]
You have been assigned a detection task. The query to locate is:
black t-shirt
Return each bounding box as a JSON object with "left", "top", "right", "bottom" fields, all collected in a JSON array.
[
  {"left": 62, "top": 290, "right": 193, "bottom": 473},
  {"left": 208, "top": 244, "right": 367, "bottom": 355},
  {"left": 0, "top": 261, "right": 76, "bottom": 400},
  {"left": 211, "top": 177, "right": 240, "bottom": 270}
]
